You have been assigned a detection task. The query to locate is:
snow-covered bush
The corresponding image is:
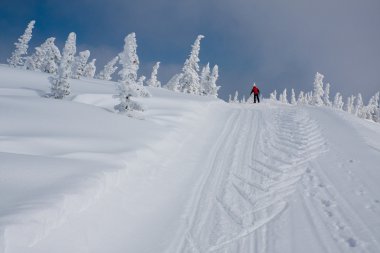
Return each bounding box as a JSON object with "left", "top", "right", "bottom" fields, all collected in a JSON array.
[
  {"left": 146, "top": 62, "right": 161, "bottom": 88},
  {"left": 270, "top": 90, "right": 277, "bottom": 101},
  {"left": 297, "top": 91, "right": 306, "bottom": 105},
  {"left": 199, "top": 63, "right": 211, "bottom": 95},
  {"left": 97, "top": 56, "right": 119, "bottom": 81},
  {"left": 8, "top": 20, "right": 36, "bottom": 67},
  {"left": 49, "top": 32, "right": 76, "bottom": 99}
]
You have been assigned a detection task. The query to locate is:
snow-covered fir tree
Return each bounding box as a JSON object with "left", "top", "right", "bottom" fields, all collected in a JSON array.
[
  {"left": 96, "top": 56, "right": 119, "bottom": 81},
  {"left": 7, "top": 20, "right": 36, "bottom": 67},
  {"left": 345, "top": 95, "right": 355, "bottom": 114},
  {"left": 233, "top": 90, "right": 239, "bottom": 103},
  {"left": 50, "top": 32, "right": 76, "bottom": 99},
  {"left": 281, "top": 89, "right": 288, "bottom": 104},
  {"left": 36, "top": 37, "right": 61, "bottom": 74},
  {"left": 354, "top": 93, "right": 364, "bottom": 118},
  {"left": 323, "top": 83, "right": 332, "bottom": 106},
  {"left": 208, "top": 65, "right": 220, "bottom": 97},
  {"left": 270, "top": 90, "right": 277, "bottom": 100},
  {"left": 199, "top": 63, "right": 211, "bottom": 95},
  {"left": 333, "top": 92, "right": 344, "bottom": 110},
  {"left": 115, "top": 33, "right": 147, "bottom": 113},
  {"left": 165, "top": 73, "right": 183, "bottom": 92},
  {"left": 83, "top": 59, "right": 96, "bottom": 78},
  {"left": 312, "top": 72, "right": 324, "bottom": 106},
  {"left": 228, "top": 94, "right": 232, "bottom": 103},
  {"left": 298, "top": 91, "right": 306, "bottom": 105},
  {"left": 72, "top": 50, "right": 90, "bottom": 79},
  {"left": 364, "top": 92, "right": 380, "bottom": 122},
  {"left": 146, "top": 62, "right": 161, "bottom": 88},
  {"left": 178, "top": 35, "right": 204, "bottom": 94},
  {"left": 291, "top": 88, "right": 297, "bottom": 105}
]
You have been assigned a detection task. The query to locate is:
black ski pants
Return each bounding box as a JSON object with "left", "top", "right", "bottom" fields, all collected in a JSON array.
[{"left": 254, "top": 94, "right": 260, "bottom": 103}]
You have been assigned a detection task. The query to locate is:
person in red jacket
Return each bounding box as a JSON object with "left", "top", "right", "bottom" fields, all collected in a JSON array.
[{"left": 250, "top": 83, "right": 260, "bottom": 103}]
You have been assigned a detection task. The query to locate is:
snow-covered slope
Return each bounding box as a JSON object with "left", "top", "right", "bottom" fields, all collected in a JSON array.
[{"left": 1, "top": 65, "right": 379, "bottom": 253}]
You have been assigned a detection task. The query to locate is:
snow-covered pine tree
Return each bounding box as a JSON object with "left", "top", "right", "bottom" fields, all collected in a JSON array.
[
  {"left": 83, "top": 59, "right": 96, "bottom": 78},
  {"left": 178, "top": 35, "right": 204, "bottom": 94},
  {"left": 199, "top": 63, "right": 211, "bottom": 95},
  {"left": 312, "top": 72, "right": 324, "bottom": 106},
  {"left": 115, "top": 33, "right": 147, "bottom": 113},
  {"left": 364, "top": 92, "right": 380, "bottom": 122},
  {"left": 26, "top": 37, "right": 61, "bottom": 74},
  {"left": 345, "top": 95, "right": 355, "bottom": 114},
  {"left": 208, "top": 65, "right": 220, "bottom": 97},
  {"left": 72, "top": 50, "right": 90, "bottom": 79},
  {"left": 291, "top": 88, "right": 297, "bottom": 105},
  {"left": 354, "top": 93, "right": 364, "bottom": 118},
  {"left": 146, "top": 62, "right": 161, "bottom": 88},
  {"left": 233, "top": 90, "right": 239, "bottom": 103},
  {"left": 241, "top": 95, "right": 246, "bottom": 103},
  {"left": 97, "top": 56, "right": 119, "bottom": 81},
  {"left": 270, "top": 90, "right": 277, "bottom": 101},
  {"left": 132, "top": 75, "right": 151, "bottom": 97},
  {"left": 228, "top": 94, "right": 232, "bottom": 103},
  {"left": 281, "top": 88, "right": 288, "bottom": 104},
  {"left": 165, "top": 73, "right": 183, "bottom": 92},
  {"left": 323, "top": 83, "right": 332, "bottom": 106},
  {"left": 50, "top": 32, "right": 76, "bottom": 99},
  {"left": 8, "top": 20, "right": 36, "bottom": 67},
  {"left": 333, "top": 92, "right": 344, "bottom": 110},
  {"left": 298, "top": 91, "right": 305, "bottom": 105}
]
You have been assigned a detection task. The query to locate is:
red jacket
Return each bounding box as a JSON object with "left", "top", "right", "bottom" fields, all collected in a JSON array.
[{"left": 251, "top": 86, "right": 260, "bottom": 95}]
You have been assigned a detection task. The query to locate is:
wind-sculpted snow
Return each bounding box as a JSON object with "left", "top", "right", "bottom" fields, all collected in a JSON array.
[{"left": 166, "top": 107, "right": 328, "bottom": 253}]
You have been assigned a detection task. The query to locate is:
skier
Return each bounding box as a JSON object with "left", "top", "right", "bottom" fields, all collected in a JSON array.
[{"left": 250, "top": 83, "right": 260, "bottom": 103}]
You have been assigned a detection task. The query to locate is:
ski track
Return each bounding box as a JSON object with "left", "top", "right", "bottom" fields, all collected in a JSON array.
[{"left": 166, "top": 106, "right": 329, "bottom": 253}]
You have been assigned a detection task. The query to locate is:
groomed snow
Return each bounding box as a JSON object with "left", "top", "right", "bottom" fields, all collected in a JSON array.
[{"left": 1, "top": 65, "right": 379, "bottom": 252}]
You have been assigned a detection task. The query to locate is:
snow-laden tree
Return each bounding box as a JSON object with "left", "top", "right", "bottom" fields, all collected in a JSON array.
[
  {"left": 228, "top": 94, "right": 232, "bottom": 103},
  {"left": 146, "top": 62, "right": 161, "bottom": 88},
  {"left": 165, "top": 73, "right": 183, "bottom": 92},
  {"left": 241, "top": 95, "right": 246, "bottom": 103},
  {"left": 25, "top": 37, "right": 61, "bottom": 73},
  {"left": 298, "top": 91, "right": 305, "bottom": 105},
  {"left": 280, "top": 88, "right": 288, "bottom": 104},
  {"left": 233, "top": 90, "right": 239, "bottom": 103},
  {"left": 323, "top": 83, "right": 332, "bottom": 106},
  {"left": 97, "top": 56, "right": 119, "bottom": 81},
  {"left": 333, "top": 92, "right": 344, "bottom": 110},
  {"left": 199, "top": 63, "right": 211, "bottom": 95},
  {"left": 354, "top": 93, "right": 364, "bottom": 118},
  {"left": 8, "top": 20, "right": 36, "bottom": 67},
  {"left": 115, "top": 33, "right": 149, "bottom": 113},
  {"left": 178, "top": 35, "right": 204, "bottom": 94},
  {"left": 364, "top": 92, "right": 380, "bottom": 122},
  {"left": 291, "top": 88, "right": 297, "bottom": 105},
  {"left": 71, "top": 50, "right": 90, "bottom": 79},
  {"left": 83, "top": 59, "right": 96, "bottom": 78},
  {"left": 345, "top": 95, "right": 355, "bottom": 114},
  {"left": 208, "top": 65, "right": 220, "bottom": 97},
  {"left": 132, "top": 75, "right": 151, "bottom": 97},
  {"left": 270, "top": 90, "right": 277, "bottom": 101},
  {"left": 50, "top": 32, "right": 76, "bottom": 99},
  {"left": 312, "top": 72, "right": 324, "bottom": 106}
]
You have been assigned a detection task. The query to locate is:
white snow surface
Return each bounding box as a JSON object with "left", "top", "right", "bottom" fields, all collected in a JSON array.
[{"left": 1, "top": 65, "right": 380, "bottom": 253}]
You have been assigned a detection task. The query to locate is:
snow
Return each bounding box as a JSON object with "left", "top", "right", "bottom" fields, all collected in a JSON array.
[{"left": 1, "top": 65, "right": 380, "bottom": 252}]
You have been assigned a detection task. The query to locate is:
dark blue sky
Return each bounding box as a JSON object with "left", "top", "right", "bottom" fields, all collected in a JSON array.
[{"left": 1, "top": 0, "right": 379, "bottom": 101}]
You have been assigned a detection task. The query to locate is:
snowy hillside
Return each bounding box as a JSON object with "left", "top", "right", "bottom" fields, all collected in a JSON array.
[{"left": 1, "top": 65, "right": 380, "bottom": 253}]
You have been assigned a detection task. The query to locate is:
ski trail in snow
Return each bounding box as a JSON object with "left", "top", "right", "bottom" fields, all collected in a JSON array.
[{"left": 166, "top": 106, "right": 328, "bottom": 253}]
